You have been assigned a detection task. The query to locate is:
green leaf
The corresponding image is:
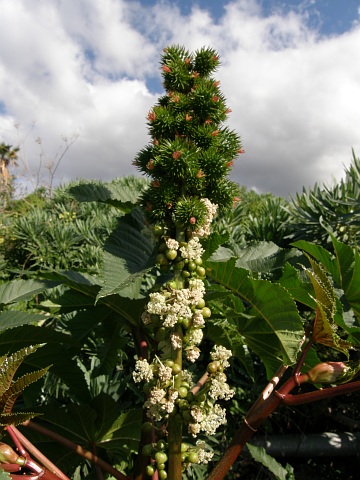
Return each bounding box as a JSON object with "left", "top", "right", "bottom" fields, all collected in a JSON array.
[
  {"left": 0, "top": 325, "right": 74, "bottom": 351},
  {"left": 0, "top": 367, "right": 50, "bottom": 414},
  {"left": 292, "top": 240, "right": 335, "bottom": 277},
  {"left": 0, "top": 345, "right": 43, "bottom": 397},
  {"left": 0, "top": 411, "right": 42, "bottom": 427},
  {"left": 207, "top": 258, "right": 303, "bottom": 371},
  {"left": 331, "top": 236, "right": 360, "bottom": 321},
  {"left": 69, "top": 176, "right": 148, "bottom": 212},
  {"left": 0, "top": 311, "right": 49, "bottom": 332},
  {"left": 247, "top": 443, "right": 294, "bottom": 480},
  {"left": 39, "top": 404, "right": 98, "bottom": 443},
  {"left": 0, "top": 468, "right": 12, "bottom": 479},
  {"left": 25, "top": 343, "right": 91, "bottom": 404},
  {"left": 0, "top": 280, "right": 58, "bottom": 307},
  {"left": 304, "top": 256, "right": 352, "bottom": 356},
  {"left": 201, "top": 231, "right": 229, "bottom": 261},
  {"left": 42, "top": 271, "right": 147, "bottom": 329},
  {"left": 278, "top": 263, "right": 316, "bottom": 309},
  {"left": 97, "top": 209, "right": 155, "bottom": 300},
  {"left": 91, "top": 393, "right": 142, "bottom": 446},
  {"left": 39, "top": 399, "right": 142, "bottom": 452},
  {"left": 235, "top": 242, "right": 301, "bottom": 274}
]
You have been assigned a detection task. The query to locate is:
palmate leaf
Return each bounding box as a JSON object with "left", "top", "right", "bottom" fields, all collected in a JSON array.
[
  {"left": 304, "top": 256, "right": 352, "bottom": 356},
  {"left": 91, "top": 393, "right": 142, "bottom": 447},
  {"left": 97, "top": 208, "right": 155, "bottom": 301},
  {"left": 38, "top": 395, "right": 142, "bottom": 453},
  {"left": 42, "top": 272, "right": 148, "bottom": 329},
  {"left": 23, "top": 343, "right": 91, "bottom": 405},
  {"left": 207, "top": 292, "right": 255, "bottom": 378},
  {"left": 234, "top": 242, "right": 301, "bottom": 275},
  {"left": 0, "top": 326, "right": 74, "bottom": 354},
  {"left": 206, "top": 257, "right": 304, "bottom": 373}
]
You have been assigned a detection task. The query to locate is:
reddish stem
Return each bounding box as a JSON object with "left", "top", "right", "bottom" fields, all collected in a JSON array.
[
  {"left": 22, "top": 421, "right": 130, "bottom": 480},
  {"left": 282, "top": 379, "right": 360, "bottom": 406},
  {"left": 8, "top": 426, "right": 69, "bottom": 480}
]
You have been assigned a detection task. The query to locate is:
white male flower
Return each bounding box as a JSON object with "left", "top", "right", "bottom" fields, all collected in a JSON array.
[
  {"left": 163, "top": 313, "right": 179, "bottom": 328},
  {"left": 192, "top": 199, "right": 218, "bottom": 238},
  {"left": 192, "top": 310, "right": 205, "bottom": 327},
  {"left": 147, "top": 292, "right": 168, "bottom": 316},
  {"left": 184, "top": 328, "right": 203, "bottom": 346},
  {"left": 162, "top": 388, "right": 179, "bottom": 413},
  {"left": 180, "top": 237, "right": 204, "bottom": 260},
  {"left": 165, "top": 237, "right": 179, "bottom": 250},
  {"left": 188, "top": 422, "right": 201, "bottom": 437},
  {"left": 211, "top": 345, "right": 232, "bottom": 368},
  {"left": 190, "top": 405, "right": 204, "bottom": 422},
  {"left": 158, "top": 363, "right": 173, "bottom": 382},
  {"left": 208, "top": 376, "right": 235, "bottom": 401},
  {"left": 196, "top": 441, "right": 214, "bottom": 464},
  {"left": 200, "top": 404, "right": 227, "bottom": 436},
  {"left": 170, "top": 332, "right": 183, "bottom": 349},
  {"left": 133, "top": 359, "right": 154, "bottom": 383},
  {"left": 186, "top": 346, "right": 201, "bottom": 363}
]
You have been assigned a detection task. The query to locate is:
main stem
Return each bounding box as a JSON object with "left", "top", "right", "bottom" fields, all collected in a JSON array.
[{"left": 167, "top": 229, "right": 185, "bottom": 480}]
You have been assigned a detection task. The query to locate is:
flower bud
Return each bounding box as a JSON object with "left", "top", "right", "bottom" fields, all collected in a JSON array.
[
  {"left": 306, "top": 362, "right": 348, "bottom": 384},
  {"left": 0, "top": 443, "right": 25, "bottom": 465}
]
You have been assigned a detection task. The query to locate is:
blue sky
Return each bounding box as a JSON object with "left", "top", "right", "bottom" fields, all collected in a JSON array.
[
  {"left": 0, "top": 0, "right": 360, "bottom": 197},
  {"left": 140, "top": 0, "right": 360, "bottom": 35}
]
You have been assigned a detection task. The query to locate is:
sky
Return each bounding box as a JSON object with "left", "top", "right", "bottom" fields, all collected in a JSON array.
[{"left": 0, "top": 0, "right": 360, "bottom": 198}]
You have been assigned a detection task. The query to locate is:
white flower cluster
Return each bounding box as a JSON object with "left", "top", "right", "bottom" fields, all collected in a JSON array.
[
  {"left": 165, "top": 237, "right": 179, "bottom": 250},
  {"left": 144, "top": 387, "right": 179, "bottom": 421},
  {"left": 192, "top": 198, "right": 218, "bottom": 238},
  {"left": 133, "top": 359, "right": 154, "bottom": 383},
  {"left": 195, "top": 440, "right": 214, "bottom": 464},
  {"left": 144, "top": 279, "right": 205, "bottom": 330},
  {"left": 188, "top": 403, "right": 227, "bottom": 437},
  {"left": 208, "top": 373, "right": 234, "bottom": 401},
  {"left": 186, "top": 344, "right": 234, "bottom": 435},
  {"left": 179, "top": 236, "right": 204, "bottom": 260},
  {"left": 185, "top": 346, "right": 201, "bottom": 363},
  {"left": 210, "top": 345, "right": 232, "bottom": 368}
]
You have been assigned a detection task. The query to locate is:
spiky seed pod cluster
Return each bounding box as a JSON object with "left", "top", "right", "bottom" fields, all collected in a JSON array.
[{"left": 134, "top": 45, "right": 242, "bottom": 236}]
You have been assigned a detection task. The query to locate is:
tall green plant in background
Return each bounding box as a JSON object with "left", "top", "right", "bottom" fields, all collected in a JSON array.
[{"left": 286, "top": 150, "right": 360, "bottom": 248}]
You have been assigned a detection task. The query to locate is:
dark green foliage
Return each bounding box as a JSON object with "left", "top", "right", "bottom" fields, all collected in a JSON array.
[
  {"left": 213, "top": 187, "right": 292, "bottom": 248},
  {"left": 0, "top": 177, "right": 147, "bottom": 276},
  {"left": 286, "top": 150, "right": 360, "bottom": 248}
]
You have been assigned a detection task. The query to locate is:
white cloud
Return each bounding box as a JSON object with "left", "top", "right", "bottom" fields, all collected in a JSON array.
[{"left": 0, "top": 0, "right": 359, "bottom": 197}]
